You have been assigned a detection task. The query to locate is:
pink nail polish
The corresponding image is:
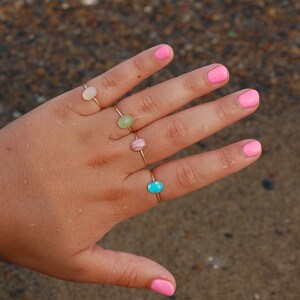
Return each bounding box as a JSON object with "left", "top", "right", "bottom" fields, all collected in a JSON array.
[
  {"left": 207, "top": 65, "right": 229, "bottom": 84},
  {"left": 154, "top": 45, "right": 170, "bottom": 60},
  {"left": 150, "top": 279, "right": 175, "bottom": 296},
  {"left": 243, "top": 141, "right": 262, "bottom": 157},
  {"left": 238, "top": 90, "right": 260, "bottom": 108}
]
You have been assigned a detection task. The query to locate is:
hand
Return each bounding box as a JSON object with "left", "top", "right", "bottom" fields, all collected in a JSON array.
[{"left": 0, "top": 44, "right": 261, "bottom": 296}]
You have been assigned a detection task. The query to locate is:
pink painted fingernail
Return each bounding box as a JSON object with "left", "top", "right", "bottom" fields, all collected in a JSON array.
[
  {"left": 150, "top": 279, "right": 175, "bottom": 296},
  {"left": 243, "top": 141, "right": 262, "bottom": 157},
  {"left": 207, "top": 65, "right": 229, "bottom": 83},
  {"left": 130, "top": 138, "right": 146, "bottom": 152},
  {"left": 238, "top": 89, "right": 260, "bottom": 108},
  {"left": 154, "top": 45, "right": 170, "bottom": 60}
]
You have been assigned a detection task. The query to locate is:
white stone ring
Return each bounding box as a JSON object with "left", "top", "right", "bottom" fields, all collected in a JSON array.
[{"left": 82, "top": 84, "right": 102, "bottom": 111}]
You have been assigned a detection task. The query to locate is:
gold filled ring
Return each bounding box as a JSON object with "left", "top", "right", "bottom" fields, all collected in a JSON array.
[{"left": 82, "top": 83, "right": 102, "bottom": 110}]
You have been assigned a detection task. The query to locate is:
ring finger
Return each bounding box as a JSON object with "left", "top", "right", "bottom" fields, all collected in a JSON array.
[{"left": 123, "top": 139, "right": 262, "bottom": 218}]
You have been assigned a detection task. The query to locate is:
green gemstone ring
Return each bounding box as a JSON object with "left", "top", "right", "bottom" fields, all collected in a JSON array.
[{"left": 114, "top": 105, "right": 134, "bottom": 132}]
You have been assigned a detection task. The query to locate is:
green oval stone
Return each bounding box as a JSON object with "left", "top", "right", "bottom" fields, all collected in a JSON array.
[{"left": 117, "top": 114, "right": 134, "bottom": 129}]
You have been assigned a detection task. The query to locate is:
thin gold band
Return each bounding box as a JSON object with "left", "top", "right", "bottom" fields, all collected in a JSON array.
[
  {"left": 133, "top": 132, "right": 149, "bottom": 166},
  {"left": 150, "top": 170, "right": 161, "bottom": 203}
]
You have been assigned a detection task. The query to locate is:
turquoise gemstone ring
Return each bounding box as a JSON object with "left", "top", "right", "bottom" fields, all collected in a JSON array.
[
  {"left": 148, "top": 171, "right": 164, "bottom": 202},
  {"left": 148, "top": 181, "right": 164, "bottom": 193}
]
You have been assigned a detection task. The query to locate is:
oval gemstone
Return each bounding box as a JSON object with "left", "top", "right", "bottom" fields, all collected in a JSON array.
[
  {"left": 131, "top": 138, "right": 146, "bottom": 152},
  {"left": 117, "top": 114, "right": 134, "bottom": 128},
  {"left": 82, "top": 86, "right": 97, "bottom": 100},
  {"left": 148, "top": 181, "right": 164, "bottom": 193}
]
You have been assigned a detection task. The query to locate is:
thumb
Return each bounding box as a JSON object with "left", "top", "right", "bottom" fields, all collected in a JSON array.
[{"left": 72, "top": 245, "right": 176, "bottom": 297}]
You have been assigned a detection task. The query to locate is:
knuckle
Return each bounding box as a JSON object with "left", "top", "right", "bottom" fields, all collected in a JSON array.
[
  {"left": 49, "top": 103, "right": 72, "bottom": 122},
  {"left": 86, "top": 153, "right": 113, "bottom": 168},
  {"left": 138, "top": 93, "right": 159, "bottom": 116},
  {"left": 101, "top": 73, "right": 120, "bottom": 92},
  {"left": 116, "top": 265, "right": 139, "bottom": 287},
  {"left": 106, "top": 182, "right": 131, "bottom": 208},
  {"left": 108, "top": 131, "right": 123, "bottom": 140},
  {"left": 165, "top": 118, "right": 189, "bottom": 145},
  {"left": 176, "top": 160, "right": 198, "bottom": 188},
  {"left": 183, "top": 76, "right": 201, "bottom": 95},
  {"left": 215, "top": 103, "right": 229, "bottom": 120},
  {"left": 219, "top": 148, "right": 235, "bottom": 169},
  {"left": 132, "top": 57, "right": 145, "bottom": 75}
]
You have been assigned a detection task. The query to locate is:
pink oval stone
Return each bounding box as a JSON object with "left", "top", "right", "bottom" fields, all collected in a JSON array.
[{"left": 130, "top": 138, "right": 146, "bottom": 152}]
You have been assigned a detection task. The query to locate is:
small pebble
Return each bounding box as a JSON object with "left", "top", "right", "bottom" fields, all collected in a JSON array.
[
  {"left": 144, "top": 6, "right": 153, "bottom": 13},
  {"left": 80, "top": 0, "right": 99, "bottom": 5},
  {"left": 262, "top": 179, "right": 275, "bottom": 190},
  {"left": 205, "top": 256, "right": 221, "bottom": 269},
  {"left": 36, "top": 95, "right": 46, "bottom": 104},
  {"left": 224, "top": 233, "right": 234, "bottom": 238},
  {"left": 12, "top": 110, "right": 23, "bottom": 119},
  {"left": 253, "top": 293, "right": 261, "bottom": 300}
]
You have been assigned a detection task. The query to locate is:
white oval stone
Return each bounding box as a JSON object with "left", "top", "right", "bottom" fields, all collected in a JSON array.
[{"left": 82, "top": 86, "right": 97, "bottom": 101}]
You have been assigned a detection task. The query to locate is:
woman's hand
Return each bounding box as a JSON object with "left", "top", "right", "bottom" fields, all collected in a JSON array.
[{"left": 0, "top": 45, "right": 261, "bottom": 296}]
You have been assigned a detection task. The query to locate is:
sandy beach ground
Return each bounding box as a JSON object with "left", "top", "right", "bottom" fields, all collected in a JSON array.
[{"left": 0, "top": 1, "right": 299, "bottom": 299}]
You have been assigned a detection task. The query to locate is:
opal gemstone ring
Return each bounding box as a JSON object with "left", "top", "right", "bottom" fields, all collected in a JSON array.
[{"left": 82, "top": 84, "right": 102, "bottom": 110}]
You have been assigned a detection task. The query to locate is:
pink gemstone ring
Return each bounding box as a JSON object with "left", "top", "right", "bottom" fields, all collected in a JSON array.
[{"left": 131, "top": 133, "right": 148, "bottom": 166}]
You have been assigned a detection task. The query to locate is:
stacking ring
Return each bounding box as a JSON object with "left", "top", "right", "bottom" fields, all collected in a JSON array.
[
  {"left": 113, "top": 106, "right": 164, "bottom": 203},
  {"left": 114, "top": 105, "right": 134, "bottom": 132},
  {"left": 131, "top": 132, "right": 148, "bottom": 166},
  {"left": 82, "top": 84, "right": 102, "bottom": 110},
  {"left": 148, "top": 171, "right": 164, "bottom": 203}
]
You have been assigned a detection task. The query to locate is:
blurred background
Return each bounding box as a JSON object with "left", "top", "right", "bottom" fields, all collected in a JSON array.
[{"left": 0, "top": 0, "right": 299, "bottom": 299}]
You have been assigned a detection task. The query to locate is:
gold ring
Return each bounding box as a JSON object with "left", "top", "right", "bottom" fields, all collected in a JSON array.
[{"left": 82, "top": 83, "right": 102, "bottom": 111}]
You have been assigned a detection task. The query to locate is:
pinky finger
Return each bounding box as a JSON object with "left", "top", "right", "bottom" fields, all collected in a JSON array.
[{"left": 127, "top": 140, "right": 262, "bottom": 215}]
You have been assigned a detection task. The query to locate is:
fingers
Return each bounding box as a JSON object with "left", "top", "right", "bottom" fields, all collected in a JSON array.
[
  {"left": 56, "top": 44, "right": 174, "bottom": 116},
  {"left": 124, "top": 140, "right": 262, "bottom": 216},
  {"left": 72, "top": 245, "right": 176, "bottom": 297},
  {"left": 118, "top": 89, "right": 260, "bottom": 172},
  {"left": 100, "top": 63, "right": 229, "bottom": 139}
]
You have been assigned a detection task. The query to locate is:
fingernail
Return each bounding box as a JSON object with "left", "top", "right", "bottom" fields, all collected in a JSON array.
[
  {"left": 207, "top": 65, "right": 229, "bottom": 83},
  {"left": 243, "top": 141, "right": 262, "bottom": 157},
  {"left": 154, "top": 45, "right": 170, "bottom": 60},
  {"left": 150, "top": 279, "right": 175, "bottom": 296},
  {"left": 238, "top": 89, "right": 260, "bottom": 108}
]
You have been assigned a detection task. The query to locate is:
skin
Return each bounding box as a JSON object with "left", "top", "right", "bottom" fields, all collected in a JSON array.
[{"left": 0, "top": 44, "right": 261, "bottom": 294}]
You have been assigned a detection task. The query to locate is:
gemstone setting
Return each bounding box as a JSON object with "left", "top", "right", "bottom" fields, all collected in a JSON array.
[
  {"left": 131, "top": 138, "right": 146, "bottom": 152},
  {"left": 148, "top": 181, "right": 164, "bottom": 193},
  {"left": 117, "top": 114, "right": 134, "bottom": 129},
  {"left": 82, "top": 86, "right": 97, "bottom": 101}
]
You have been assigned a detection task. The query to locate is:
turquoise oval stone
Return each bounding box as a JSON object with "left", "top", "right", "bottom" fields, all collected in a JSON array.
[{"left": 148, "top": 181, "right": 164, "bottom": 193}]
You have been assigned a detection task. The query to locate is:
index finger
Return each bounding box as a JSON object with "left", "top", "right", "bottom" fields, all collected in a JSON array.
[{"left": 56, "top": 44, "right": 174, "bottom": 116}]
